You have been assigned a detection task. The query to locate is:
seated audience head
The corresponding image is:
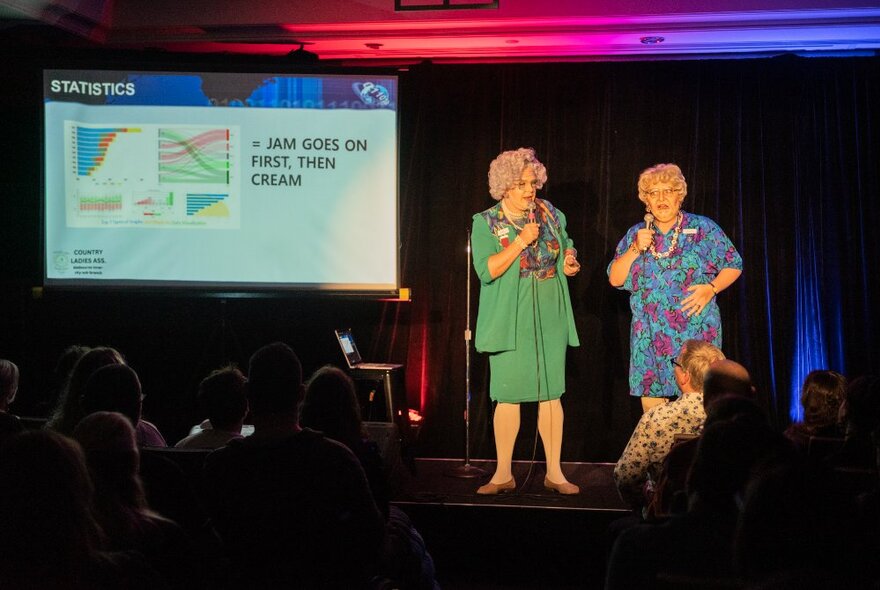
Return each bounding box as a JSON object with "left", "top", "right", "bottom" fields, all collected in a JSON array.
[
  {"left": 49, "top": 346, "right": 125, "bottom": 435},
  {"left": 0, "top": 430, "right": 102, "bottom": 568},
  {"left": 73, "top": 411, "right": 140, "bottom": 481},
  {"left": 841, "top": 374, "right": 880, "bottom": 436},
  {"left": 73, "top": 411, "right": 196, "bottom": 588},
  {"left": 798, "top": 370, "right": 846, "bottom": 431},
  {"left": 54, "top": 344, "right": 91, "bottom": 389},
  {"left": 246, "top": 342, "right": 303, "bottom": 418},
  {"left": 81, "top": 364, "right": 143, "bottom": 426},
  {"left": 687, "top": 404, "right": 780, "bottom": 510},
  {"left": 301, "top": 365, "right": 365, "bottom": 450},
  {"left": 30, "top": 345, "right": 89, "bottom": 419},
  {"left": 705, "top": 393, "right": 767, "bottom": 427},
  {"left": 198, "top": 365, "right": 248, "bottom": 432},
  {"left": 674, "top": 339, "right": 725, "bottom": 395},
  {"left": 703, "top": 358, "right": 754, "bottom": 408},
  {"left": 73, "top": 412, "right": 147, "bottom": 516},
  {"left": 0, "top": 359, "right": 19, "bottom": 411}
]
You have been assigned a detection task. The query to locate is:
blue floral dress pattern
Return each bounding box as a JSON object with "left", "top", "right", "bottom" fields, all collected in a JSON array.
[{"left": 608, "top": 211, "right": 743, "bottom": 398}]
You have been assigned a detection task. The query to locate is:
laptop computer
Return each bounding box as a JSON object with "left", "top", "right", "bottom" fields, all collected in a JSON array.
[{"left": 335, "top": 328, "right": 403, "bottom": 371}]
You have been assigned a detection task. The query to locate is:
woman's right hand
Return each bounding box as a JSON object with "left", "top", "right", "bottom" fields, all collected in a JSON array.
[
  {"left": 634, "top": 228, "right": 654, "bottom": 252},
  {"left": 519, "top": 222, "right": 540, "bottom": 246}
]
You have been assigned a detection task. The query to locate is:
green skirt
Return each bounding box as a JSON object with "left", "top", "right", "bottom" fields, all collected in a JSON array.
[{"left": 489, "top": 275, "right": 569, "bottom": 403}]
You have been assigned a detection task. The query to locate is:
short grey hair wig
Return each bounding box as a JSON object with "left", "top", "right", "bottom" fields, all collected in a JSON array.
[
  {"left": 487, "top": 147, "right": 548, "bottom": 200},
  {"left": 637, "top": 163, "right": 688, "bottom": 204}
]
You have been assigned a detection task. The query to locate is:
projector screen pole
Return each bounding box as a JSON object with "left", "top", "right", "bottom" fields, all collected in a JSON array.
[{"left": 445, "top": 229, "right": 486, "bottom": 479}]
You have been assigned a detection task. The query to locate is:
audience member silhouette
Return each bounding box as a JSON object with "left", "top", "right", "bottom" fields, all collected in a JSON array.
[
  {"left": 854, "top": 413, "right": 880, "bottom": 585},
  {"left": 784, "top": 370, "right": 846, "bottom": 451},
  {"left": 734, "top": 454, "right": 866, "bottom": 587},
  {"left": 606, "top": 402, "right": 785, "bottom": 589},
  {"left": 834, "top": 375, "right": 880, "bottom": 470},
  {"left": 0, "top": 429, "right": 165, "bottom": 589},
  {"left": 79, "top": 363, "right": 212, "bottom": 543},
  {"left": 0, "top": 358, "right": 23, "bottom": 446},
  {"left": 35, "top": 344, "right": 90, "bottom": 417},
  {"left": 81, "top": 365, "right": 213, "bottom": 541},
  {"left": 73, "top": 411, "right": 202, "bottom": 589},
  {"left": 302, "top": 365, "right": 390, "bottom": 514},
  {"left": 647, "top": 359, "right": 755, "bottom": 518},
  {"left": 81, "top": 363, "right": 166, "bottom": 446},
  {"left": 176, "top": 365, "right": 248, "bottom": 449},
  {"left": 203, "top": 342, "right": 385, "bottom": 588},
  {"left": 47, "top": 345, "right": 125, "bottom": 436},
  {"left": 301, "top": 365, "right": 438, "bottom": 589}
]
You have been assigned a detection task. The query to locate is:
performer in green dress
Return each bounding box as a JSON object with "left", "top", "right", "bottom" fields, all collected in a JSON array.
[{"left": 471, "top": 148, "right": 581, "bottom": 495}]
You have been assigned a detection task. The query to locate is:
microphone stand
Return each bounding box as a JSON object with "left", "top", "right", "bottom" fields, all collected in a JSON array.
[{"left": 445, "top": 229, "right": 487, "bottom": 479}]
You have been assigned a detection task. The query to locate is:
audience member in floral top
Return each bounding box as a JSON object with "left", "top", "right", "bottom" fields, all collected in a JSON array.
[{"left": 613, "top": 339, "right": 725, "bottom": 511}]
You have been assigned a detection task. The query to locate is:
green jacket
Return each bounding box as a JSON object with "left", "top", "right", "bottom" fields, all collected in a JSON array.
[{"left": 471, "top": 199, "right": 579, "bottom": 353}]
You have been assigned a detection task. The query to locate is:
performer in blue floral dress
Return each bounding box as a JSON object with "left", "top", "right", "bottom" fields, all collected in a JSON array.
[{"left": 608, "top": 163, "right": 742, "bottom": 413}]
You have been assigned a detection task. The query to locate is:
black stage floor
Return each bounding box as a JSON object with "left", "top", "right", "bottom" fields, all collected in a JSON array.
[{"left": 390, "top": 459, "right": 630, "bottom": 589}]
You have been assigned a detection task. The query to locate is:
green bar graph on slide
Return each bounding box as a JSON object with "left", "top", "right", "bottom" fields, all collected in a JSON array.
[{"left": 158, "top": 128, "right": 230, "bottom": 184}]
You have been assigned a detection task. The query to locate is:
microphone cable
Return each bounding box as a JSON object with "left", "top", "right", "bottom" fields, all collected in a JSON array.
[
  {"left": 513, "top": 216, "right": 550, "bottom": 497},
  {"left": 503, "top": 203, "right": 566, "bottom": 501},
  {"left": 513, "top": 272, "right": 542, "bottom": 495}
]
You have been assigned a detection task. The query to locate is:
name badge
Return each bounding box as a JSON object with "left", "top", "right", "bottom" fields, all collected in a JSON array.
[
  {"left": 683, "top": 228, "right": 697, "bottom": 235},
  {"left": 495, "top": 226, "right": 510, "bottom": 247}
]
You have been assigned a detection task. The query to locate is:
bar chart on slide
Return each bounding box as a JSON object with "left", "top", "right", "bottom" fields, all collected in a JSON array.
[
  {"left": 73, "top": 126, "right": 143, "bottom": 177},
  {"left": 133, "top": 191, "right": 175, "bottom": 218},
  {"left": 186, "top": 193, "right": 230, "bottom": 217},
  {"left": 63, "top": 121, "right": 239, "bottom": 228},
  {"left": 76, "top": 193, "right": 124, "bottom": 215}
]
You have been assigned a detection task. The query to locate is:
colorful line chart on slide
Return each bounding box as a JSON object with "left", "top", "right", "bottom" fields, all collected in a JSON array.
[{"left": 64, "top": 121, "right": 240, "bottom": 229}]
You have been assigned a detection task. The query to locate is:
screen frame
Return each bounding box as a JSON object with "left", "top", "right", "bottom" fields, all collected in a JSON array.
[{"left": 40, "top": 61, "right": 402, "bottom": 298}]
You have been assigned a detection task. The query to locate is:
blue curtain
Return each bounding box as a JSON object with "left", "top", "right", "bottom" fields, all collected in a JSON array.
[{"left": 395, "top": 55, "right": 880, "bottom": 458}]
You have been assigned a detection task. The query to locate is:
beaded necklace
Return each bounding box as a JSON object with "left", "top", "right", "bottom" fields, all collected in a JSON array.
[
  {"left": 649, "top": 212, "right": 683, "bottom": 259},
  {"left": 501, "top": 201, "right": 528, "bottom": 230}
]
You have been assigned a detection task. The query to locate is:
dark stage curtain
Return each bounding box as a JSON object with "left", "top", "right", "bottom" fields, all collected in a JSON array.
[{"left": 394, "top": 55, "right": 880, "bottom": 462}]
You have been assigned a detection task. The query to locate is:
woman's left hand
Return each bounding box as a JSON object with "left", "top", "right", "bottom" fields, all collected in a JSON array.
[
  {"left": 681, "top": 284, "right": 715, "bottom": 317},
  {"left": 563, "top": 254, "right": 581, "bottom": 276}
]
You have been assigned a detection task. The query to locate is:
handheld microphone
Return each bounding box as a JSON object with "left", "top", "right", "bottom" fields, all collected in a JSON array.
[
  {"left": 527, "top": 202, "right": 538, "bottom": 249},
  {"left": 640, "top": 213, "right": 655, "bottom": 253}
]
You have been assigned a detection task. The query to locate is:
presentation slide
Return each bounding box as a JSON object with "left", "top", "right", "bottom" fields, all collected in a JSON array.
[{"left": 43, "top": 69, "right": 399, "bottom": 291}]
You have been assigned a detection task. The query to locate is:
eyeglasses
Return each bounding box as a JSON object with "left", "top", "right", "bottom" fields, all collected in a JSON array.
[
  {"left": 646, "top": 188, "right": 681, "bottom": 198},
  {"left": 670, "top": 358, "right": 683, "bottom": 369}
]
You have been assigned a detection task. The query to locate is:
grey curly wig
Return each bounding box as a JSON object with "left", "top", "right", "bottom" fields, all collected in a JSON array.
[{"left": 488, "top": 147, "right": 548, "bottom": 200}]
